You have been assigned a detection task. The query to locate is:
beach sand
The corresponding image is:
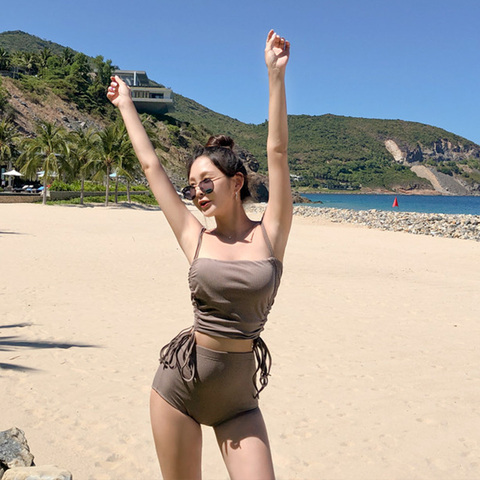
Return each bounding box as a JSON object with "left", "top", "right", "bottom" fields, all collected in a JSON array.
[{"left": 2, "top": 203, "right": 480, "bottom": 480}]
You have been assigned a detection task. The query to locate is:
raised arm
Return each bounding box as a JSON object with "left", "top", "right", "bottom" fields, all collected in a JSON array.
[
  {"left": 107, "top": 76, "right": 202, "bottom": 260},
  {"left": 262, "top": 30, "right": 292, "bottom": 261}
]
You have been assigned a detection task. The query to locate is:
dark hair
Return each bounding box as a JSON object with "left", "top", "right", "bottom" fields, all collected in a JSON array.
[{"left": 187, "top": 135, "right": 250, "bottom": 200}]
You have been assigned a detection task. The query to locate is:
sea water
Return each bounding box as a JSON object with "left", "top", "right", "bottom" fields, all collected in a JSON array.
[{"left": 301, "top": 194, "right": 480, "bottom": 215}]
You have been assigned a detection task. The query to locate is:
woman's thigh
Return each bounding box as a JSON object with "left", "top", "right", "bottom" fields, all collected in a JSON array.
[
  {"left": 150, "top": 389, "right": 203, "bottom": 480},
  {"left": 214, "top": 408, "right": 275, "bottom": 480}
]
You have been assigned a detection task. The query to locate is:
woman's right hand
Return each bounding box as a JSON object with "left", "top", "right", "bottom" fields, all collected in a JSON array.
[
  {"left": 107, "top": 75, "right": 133, "bottom": 109},
  {"left": 265, "top": 29, "right": 290, "bottom": 75}
]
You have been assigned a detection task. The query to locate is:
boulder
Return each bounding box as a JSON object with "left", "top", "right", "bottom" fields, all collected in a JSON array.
[
  {"left": 292, "top": 192, "right": 314, "bottom": 203},
  {"left": 2, "top": 465, "right": 72, "bottom": 480},
  {"left": 0, "top": 428, "right": 34, "bottom": 470}
]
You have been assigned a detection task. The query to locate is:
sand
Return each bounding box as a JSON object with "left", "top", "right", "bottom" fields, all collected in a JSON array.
[{"left": 1, "top": 203, "right": 480, "bottom": 480}]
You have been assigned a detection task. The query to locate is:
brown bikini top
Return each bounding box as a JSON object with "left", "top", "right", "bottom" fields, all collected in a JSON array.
[{"left": 188, "top": 222, "right": 283, "bottom": 340}]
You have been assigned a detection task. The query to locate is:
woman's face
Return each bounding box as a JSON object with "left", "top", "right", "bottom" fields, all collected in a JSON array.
[{"left": 188, "top": 155, "right": 235, "bottom": 217}]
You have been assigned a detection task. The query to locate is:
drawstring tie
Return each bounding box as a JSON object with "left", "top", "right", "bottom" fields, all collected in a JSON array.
[
  {"left": 159, "top": 327, "right": 272, "bottom": 398},
  {"left": 159, "top": 326, "right": 196, "bottom": 382},
  {"left": 252, "top": 336, "right": 272, "bottom": 398}
]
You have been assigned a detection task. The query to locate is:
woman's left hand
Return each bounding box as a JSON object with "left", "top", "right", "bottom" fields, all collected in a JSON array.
[{"left": 265, "top": 29, "right": 290, "bottom": 73}]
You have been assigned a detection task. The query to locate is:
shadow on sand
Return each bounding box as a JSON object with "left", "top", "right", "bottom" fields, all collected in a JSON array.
[
  {"left": 0, "top": 230, "right": 27, "bottom": 236},
  {"left": 0, "top": 323, "right": 99, "bottom": 373}
]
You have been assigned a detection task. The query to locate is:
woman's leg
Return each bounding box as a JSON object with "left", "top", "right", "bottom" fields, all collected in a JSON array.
[
  {"left": 214, "top": 408, "right": 275, "bottom": 480},
  {"left": 150, "top": 389, "right": 203, "bottom": 480}
]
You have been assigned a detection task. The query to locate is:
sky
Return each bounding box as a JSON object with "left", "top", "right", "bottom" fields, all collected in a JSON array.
[{"left": 2, "top": 0, "right": 480, "bottom": 144}]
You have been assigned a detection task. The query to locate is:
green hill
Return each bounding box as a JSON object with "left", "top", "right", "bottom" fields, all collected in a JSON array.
[
  {"left": 2, "top": 30, "right": 480, "bottom": 194},
  {"left": 0, "top": 30, "right": 77, "bottom": 56},
  {"left": 168, "top": 97, "right": 480, "bottom": 193}
]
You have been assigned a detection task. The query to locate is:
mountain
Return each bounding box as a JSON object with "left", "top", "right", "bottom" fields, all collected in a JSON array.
[
  {"left": 2, "top": 30, "right": 480, "bottom": 195},
  {"left": 0, "top": 30, "right": 78, "bottom": 56},
  {"left": 169, "top": 98, "right": 480, "bottom": 195}
]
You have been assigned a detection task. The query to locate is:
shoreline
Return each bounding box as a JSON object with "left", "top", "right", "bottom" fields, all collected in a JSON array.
[{"left": 296, "top": 188, "right": 480, "bottom": 196}]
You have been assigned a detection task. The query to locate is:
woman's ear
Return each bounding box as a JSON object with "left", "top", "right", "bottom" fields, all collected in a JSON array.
[{"left": 233, "top": 172, "right": 244, "bottom": 195}]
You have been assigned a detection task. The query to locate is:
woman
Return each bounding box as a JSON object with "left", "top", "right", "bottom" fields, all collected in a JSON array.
[{"left": 107, "top": 29, "right": 291, "bottom": 480}]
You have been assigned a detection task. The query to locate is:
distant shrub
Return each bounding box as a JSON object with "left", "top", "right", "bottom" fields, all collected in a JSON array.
[{"left": 50, "top": 179, "right": 74, "bottom": 191}]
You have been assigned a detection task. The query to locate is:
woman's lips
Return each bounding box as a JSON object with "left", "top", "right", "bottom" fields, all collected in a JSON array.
[{"left": 199, "top": 200, "right": 211, "bottom": 210}]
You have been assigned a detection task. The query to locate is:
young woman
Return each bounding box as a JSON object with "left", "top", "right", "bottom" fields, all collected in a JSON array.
[{"left": 107, "top": 29, "right": 291, "bottom": 480}]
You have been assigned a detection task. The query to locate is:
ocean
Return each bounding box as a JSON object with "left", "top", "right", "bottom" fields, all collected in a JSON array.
[{"left": 301, "top": 194, "right": 480, "bottom": 215}]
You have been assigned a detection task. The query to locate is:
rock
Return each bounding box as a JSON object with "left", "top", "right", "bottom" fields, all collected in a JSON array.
[
  {"left": 407, "top": 146, "right": 423, "bottom": 163},
  {"left": 2, "top": 465, "right": 72, "bottom": 480},
  {"left": 292, "top": 192, "right": 313, "bottom": 203},
  {"left": 290, "top": 206, "right": 480, "bottom": 242},
  {"left": 0, "top": 428, "right": 34, "bottom": 470},
  {"left": 247, "top": 174, "right": 269, "bottom": 202}
]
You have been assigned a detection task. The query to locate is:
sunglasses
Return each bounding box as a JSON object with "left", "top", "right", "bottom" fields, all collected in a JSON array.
[{"left": 182, "top": 176, "right": 224, "bottom": 201}]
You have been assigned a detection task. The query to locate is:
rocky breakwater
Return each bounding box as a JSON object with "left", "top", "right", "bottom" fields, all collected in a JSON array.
[
  {"left": 292, "top": 206, "right": 480, "bottom": 241},
  {"left": 0, "top": 428, "right": 72, "bottom": 480}
]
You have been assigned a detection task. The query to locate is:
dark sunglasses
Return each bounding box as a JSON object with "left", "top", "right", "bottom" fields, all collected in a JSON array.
[{"left": 182, "top": 176, "right": 224, "bottom": 200}]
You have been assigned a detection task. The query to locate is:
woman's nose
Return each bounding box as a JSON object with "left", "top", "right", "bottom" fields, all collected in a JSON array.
[{"left": 193, "top": 184, "right": 205, "bottom": 199}]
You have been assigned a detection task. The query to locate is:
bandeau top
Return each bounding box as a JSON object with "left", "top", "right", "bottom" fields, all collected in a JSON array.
[{"left": 188, "top": 222, "right": 283, "bottom": 340}]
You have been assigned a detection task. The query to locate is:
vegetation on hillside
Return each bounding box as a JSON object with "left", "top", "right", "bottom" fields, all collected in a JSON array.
[
  {"left": 2, "top": 30, "right": 480, "bottom": 195},
  {"left": 169, "top": 97, "right": 480, "bottom": 191},
  {"left": 0, "top": 32, "right": 114, "bottom": 115},
  {"left": 0, "top": 30, "right": 72, "bottom": 56}
]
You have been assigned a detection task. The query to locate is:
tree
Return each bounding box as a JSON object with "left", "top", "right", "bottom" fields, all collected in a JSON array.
[
  {"left": 0, "top": 119, "right": 20, "bottom": 188},
  {"left": 11, "top": 51, "right": 39, "bottom": 75},
  {"left": 18, "top": 121, "right": 69, "bottom": 204},
  {"left": 92, "top": 55, "right": 114, "bottom": 86},
  {"left": 37, "top": 47, "right": 53, "bottom": 72},
  {"left": 0, "top": 48, "right": 10, "bottom": 71},
  {"left": 89, "top": 122, "right": 133, "bottom": 206},
  {"left": 67, "top": 127, "right": 100, "bottom": 205},
  {"left": 61, "top": 47, "right": 75, "bottom": 67}
]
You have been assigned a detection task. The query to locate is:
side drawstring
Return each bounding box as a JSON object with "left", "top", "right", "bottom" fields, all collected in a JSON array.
[{"left": 159, "top": 326, "right": 196, "bottom": 382}]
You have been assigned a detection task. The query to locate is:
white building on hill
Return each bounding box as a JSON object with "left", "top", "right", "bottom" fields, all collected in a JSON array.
[{"left": 114, "top": 70, "right": 173, "bottom": 115}]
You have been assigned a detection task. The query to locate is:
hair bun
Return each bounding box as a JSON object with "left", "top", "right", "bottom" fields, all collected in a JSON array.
[{"left": 205, "top": 135, "right": 234, "bottom": 150}]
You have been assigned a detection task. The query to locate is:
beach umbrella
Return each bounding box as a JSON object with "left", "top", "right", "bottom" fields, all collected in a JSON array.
[{"left": 4, "top": 169, "right": 23, "bottom": 176}]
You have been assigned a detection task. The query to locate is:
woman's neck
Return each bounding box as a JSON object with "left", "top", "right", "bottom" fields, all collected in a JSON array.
[{"left": 213, "top": 206, "right": 255, "bottom": 241}]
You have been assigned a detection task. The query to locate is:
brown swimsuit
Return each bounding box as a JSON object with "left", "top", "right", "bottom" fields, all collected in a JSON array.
[{"left": 152, "top": 222, "right": 283, "bottom": 426}]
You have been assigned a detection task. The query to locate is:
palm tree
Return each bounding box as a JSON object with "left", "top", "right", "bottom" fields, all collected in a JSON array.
[
  {"left": 91, "top": 117, "right": 160, "bottom": 206},
  {"left": 0, "top": 48, "right": 10, "bottom": 71},
  {"left": 109, "top": 122, "right": 138, "bottom": 203},
  {"left": 67, "top": 127, "right": 100, "bottom": 205},
  {"left": 61, "top": 48, "right": 75, "bottom": 67},
  {"left": 38, "top": 47, "right": 53, "bottom": 73},
  {"left": 89, "top": 122, "right": 129, "bottom": 206},
  {"left": 12, "top": 52, "right": 39, "bottom": 75},
  {"left": 18, "top": 121, "right": 69, "bottom": 205},
  {"left": 116, "top": 146, "right": 137, "bottom": 203},
  {"left": 0, "top": 119, "right": 20, "bottom": 189}
]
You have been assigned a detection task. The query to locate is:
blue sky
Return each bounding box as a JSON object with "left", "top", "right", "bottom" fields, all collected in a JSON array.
[{"left": 2, "top": 0, "right": 480, "bottom": 143}]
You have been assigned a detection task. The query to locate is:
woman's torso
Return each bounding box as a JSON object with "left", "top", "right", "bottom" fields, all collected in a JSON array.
[{"left": 190, "top": 221, "right": 282, "bottom": 352}]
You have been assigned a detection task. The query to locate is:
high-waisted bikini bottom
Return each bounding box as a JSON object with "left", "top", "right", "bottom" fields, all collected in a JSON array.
[{"left": 152, "top": 343, "right": 259, "bottom": 427}]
